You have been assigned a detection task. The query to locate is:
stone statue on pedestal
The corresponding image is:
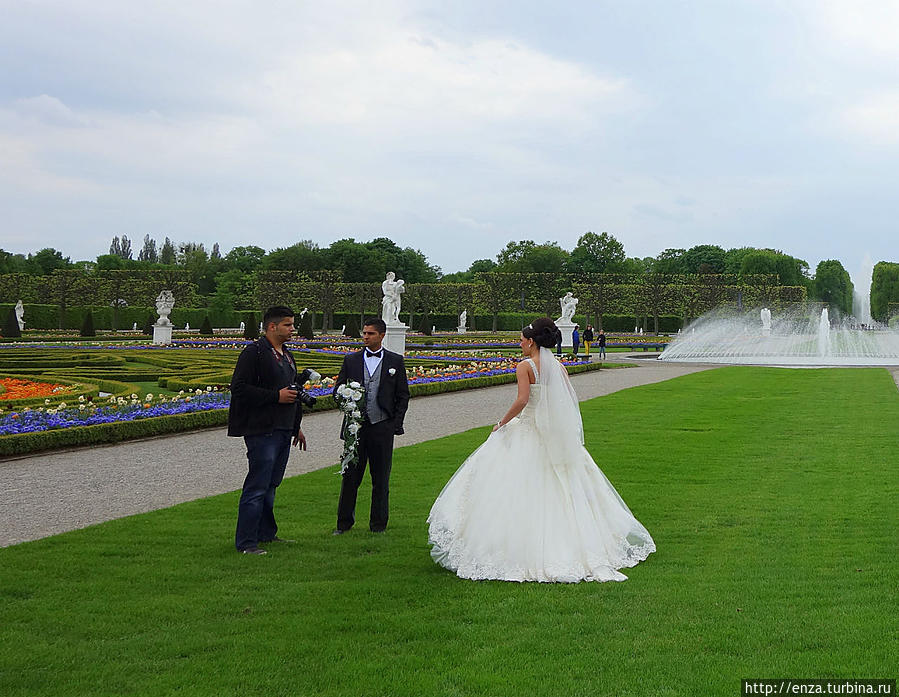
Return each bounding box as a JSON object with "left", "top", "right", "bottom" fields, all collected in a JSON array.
[
  {"left": 14, "top": 299, "right": 25, "bottom": 331},
  {"left": 557, "top": 292, "right": 578, "bottom": 324},
  {"left": 381, "top": 272, "right": 405, "bottom": 325}
]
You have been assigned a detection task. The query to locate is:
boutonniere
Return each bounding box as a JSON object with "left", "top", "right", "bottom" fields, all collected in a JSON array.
[{"left": 388, "top": 367, "right": 396, "bottom": 376}]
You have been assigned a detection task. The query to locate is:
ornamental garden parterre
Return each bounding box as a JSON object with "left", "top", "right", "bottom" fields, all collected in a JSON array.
[{"left": 0, "top": 333, "right": 608, "bottom": 455}]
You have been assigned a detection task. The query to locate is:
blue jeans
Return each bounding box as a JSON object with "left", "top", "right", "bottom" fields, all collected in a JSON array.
[{"left": 235, "top": 430, "right": 292, "bottom": 550}]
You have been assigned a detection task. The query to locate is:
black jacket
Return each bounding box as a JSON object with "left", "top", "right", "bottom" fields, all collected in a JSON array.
[
  {"left": 582, "top": 328, "right": 594, "bottom": 342},
  {"left": 227, "top": 338, "right": 303, "bottom": 437},
  {"left": 333, "top": 348, "right": 410, "bottom": 436}
]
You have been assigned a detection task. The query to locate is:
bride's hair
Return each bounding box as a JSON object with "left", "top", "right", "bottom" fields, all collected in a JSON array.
[{"left": 522, "top": 317, "right": 560, "bottom": 348}]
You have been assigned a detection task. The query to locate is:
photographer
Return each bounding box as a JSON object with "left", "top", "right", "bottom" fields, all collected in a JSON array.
[{"left": 228, "top": 305, "right": 312, "bottom": 555}]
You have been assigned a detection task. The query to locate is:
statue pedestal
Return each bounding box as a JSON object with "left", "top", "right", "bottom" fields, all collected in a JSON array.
[
  {"left": 557, "top": 321, "right": 576, "bottom": 348},
  {"left": 384, "top": 323, "right": 408, "bottom": 355},
  {"left": 153, "top": 323, "right": 173, "bottom": 345},
  {"left": 456, "top": 325, "right": 466, "bottom": 334}
]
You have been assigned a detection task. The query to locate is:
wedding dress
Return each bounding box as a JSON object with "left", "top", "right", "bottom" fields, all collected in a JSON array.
[{"left": 428, "top": 347, "right": 655, "bottom": 583}]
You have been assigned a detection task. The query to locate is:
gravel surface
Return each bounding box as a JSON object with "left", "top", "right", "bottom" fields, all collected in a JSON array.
[{"left": 0, "top": 357, "right": 715, "bottom": 547}]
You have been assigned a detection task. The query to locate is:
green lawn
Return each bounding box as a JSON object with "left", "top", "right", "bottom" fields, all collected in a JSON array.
[{"left": 1, "top": 367, "right": 896, "bottom": 696}]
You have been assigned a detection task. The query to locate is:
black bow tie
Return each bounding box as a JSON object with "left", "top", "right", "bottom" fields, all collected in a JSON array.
[{"left": 365, "top": 350, "right": 383, "bottom": 358}]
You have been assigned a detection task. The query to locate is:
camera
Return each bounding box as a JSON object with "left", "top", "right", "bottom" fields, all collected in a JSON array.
[{"left": 290, "top": 368, "right": 321, "bottom": 408}]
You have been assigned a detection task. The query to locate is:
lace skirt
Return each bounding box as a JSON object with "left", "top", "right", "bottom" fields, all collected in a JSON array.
[{"left": 427, "top": 414, "right": 656, "bottom": 583}]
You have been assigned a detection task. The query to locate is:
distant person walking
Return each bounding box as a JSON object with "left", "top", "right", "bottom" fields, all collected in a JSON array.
[
  {"left": 583, "top": 325, "right": 594, "bottom": 356},
  {"left": 598, "top": 329, "right": 607, "bottom": 360},
  {"left": 572, "top": 325, "right": 580, "bottom": 356}
]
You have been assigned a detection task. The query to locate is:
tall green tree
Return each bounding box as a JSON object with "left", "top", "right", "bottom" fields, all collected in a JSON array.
[
  {"left": 27, "top": 248, "right": 71, "bottom": 275},
  {"left": 325, "top": 239, "right": 387, "bottom": 282},
  {"left": 0, "top": 249, "right": 29, "bottom": 274},
  {"left": 682, "top": 245, "right": 726, "bottom": 274},
  {"left": 567, "top": 231, "right": 625, "bottom": 273},
  {"left": 224, "top": 245, "right": 266, "bottom": 273},
  {"left": 159, "top": 238, "right": 177, "bottom": 265},
  {"left": 811, "top": 260, "right": 854, "bottom": 316},
  {"left": 137, "top": 235, "right": 158, "bottom": 263},
  {"left": 496, "top": 240, "right": 568, "bottom": 274},
  {"left": 653, "top": 249, "right": 687, "bottom": 274},
  {"left": 870, "top": 262, "right": 899, "bottom": 322},
  {"left": 263, "top": 241, "right": 326, "bottom": 273}
]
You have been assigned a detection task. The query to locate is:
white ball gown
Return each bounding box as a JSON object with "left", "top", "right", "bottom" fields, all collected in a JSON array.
[{"left": 428, "top": 347, "right": 655, "bottom": 583}]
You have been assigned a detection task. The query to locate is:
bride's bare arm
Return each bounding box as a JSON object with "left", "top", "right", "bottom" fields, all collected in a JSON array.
[{"left": 493, "top": 362, "right": 533, "bottom": 431}]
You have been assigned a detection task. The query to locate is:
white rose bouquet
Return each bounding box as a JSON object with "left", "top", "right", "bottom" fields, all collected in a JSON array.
[{"left": 335, "top": 380, "right": 365, "bottom": 475}]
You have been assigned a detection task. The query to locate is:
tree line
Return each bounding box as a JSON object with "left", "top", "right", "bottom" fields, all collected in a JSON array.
[{"left": 0, "top": 232, "right": 891, "bottom": 320}]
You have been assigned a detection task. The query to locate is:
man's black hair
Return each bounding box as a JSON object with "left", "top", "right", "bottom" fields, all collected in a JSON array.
[
  {"left": 363, "top": 317, "right": 387, "bottom": 334},
  {"left": 263, "top": 305, "right": 295, "bottom": 329}
]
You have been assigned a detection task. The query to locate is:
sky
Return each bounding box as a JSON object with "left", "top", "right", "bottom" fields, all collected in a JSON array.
[{"left": 1, "top": 0, "right": 897, "bottom": 283}]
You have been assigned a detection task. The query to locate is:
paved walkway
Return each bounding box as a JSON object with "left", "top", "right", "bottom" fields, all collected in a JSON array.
[{"left": 0, "top": 357, "right": 714, "bottom": 547}]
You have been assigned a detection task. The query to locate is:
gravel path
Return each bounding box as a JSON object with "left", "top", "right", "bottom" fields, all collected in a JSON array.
[{"left": 0, "top": 357, "right": 714, "bottom": 547}]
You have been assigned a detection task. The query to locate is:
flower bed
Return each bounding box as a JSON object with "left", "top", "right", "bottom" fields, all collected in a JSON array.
[
  {"left": 0, "top": 390, "right": 228, "bottom": 436},
  {"left": 0, "top": 378, "right": 73, "bottom": 401},
  {"left": 0, "top": 359, "right": 605, "bottom": 456}
]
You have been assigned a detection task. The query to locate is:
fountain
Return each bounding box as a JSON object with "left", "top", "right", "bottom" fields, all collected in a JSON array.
[{"left": 659, "top": 306, "right": 899, "bottom": 366}]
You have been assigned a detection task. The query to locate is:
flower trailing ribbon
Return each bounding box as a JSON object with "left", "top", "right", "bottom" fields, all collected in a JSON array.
[{"left": 335, "top": 380, "right": 365, "bottom": 475}]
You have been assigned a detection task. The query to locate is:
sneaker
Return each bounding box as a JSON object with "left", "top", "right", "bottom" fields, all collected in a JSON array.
[{"left": 240, "top": 547, "right": 267, "bottom": 555}]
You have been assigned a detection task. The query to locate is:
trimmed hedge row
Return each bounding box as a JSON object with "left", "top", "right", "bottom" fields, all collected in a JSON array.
[
  {"left": 1, "top": 304, "right": 685, "bottom": 334},
  {"left": 0, "top": 361, "right": 609, "bottom": 456},
  {"left": 0, "top": 304, "right": 259, "bottom": 332},
  {"left": 330, "top": 312, "right": 685, "bottom": 332}
]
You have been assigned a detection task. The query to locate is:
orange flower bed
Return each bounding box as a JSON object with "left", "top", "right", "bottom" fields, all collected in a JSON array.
[{"left": 0, "top": 378, "right": 72, "bottom": 401}]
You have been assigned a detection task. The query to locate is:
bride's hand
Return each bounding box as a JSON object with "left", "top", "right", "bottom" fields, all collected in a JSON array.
[{"left": 492, "top": 421, "right": 502, "bottom": 432}]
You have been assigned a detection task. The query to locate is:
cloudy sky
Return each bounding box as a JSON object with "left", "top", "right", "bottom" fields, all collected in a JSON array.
[{"left": 2, "top": 1, "right": 897, "bottom": 281}]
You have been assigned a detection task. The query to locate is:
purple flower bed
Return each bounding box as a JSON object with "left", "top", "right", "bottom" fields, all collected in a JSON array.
[
  {"left": 0, "top": 358, "right": 592, "bottom": 436},
  {"left": 0, "top": 393, "right": 229, "bottom": 435}
]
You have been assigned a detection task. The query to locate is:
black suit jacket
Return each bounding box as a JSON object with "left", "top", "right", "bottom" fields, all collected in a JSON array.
[
  {"left": 227, "top": 338, "right": 303, "bottom": 437},
  {"left": 334, "top": 348, "right": 410, "bottom": 436}
]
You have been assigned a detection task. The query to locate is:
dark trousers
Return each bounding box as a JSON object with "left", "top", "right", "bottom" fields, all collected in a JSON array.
[
  {"left": 235, "top": 430, "right": 291, "bottom": 550},
  {"left": 337, "top": 419, "right": 394, "bottom": 531}
]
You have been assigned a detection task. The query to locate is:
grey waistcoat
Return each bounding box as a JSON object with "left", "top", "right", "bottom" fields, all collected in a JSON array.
[{"left": 363, "top": 359, "right": 388, "bottom": 424}]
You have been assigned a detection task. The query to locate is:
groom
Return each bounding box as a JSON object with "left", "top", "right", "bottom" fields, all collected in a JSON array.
[{"left": 333, "top": 317, "right": 410, "bottom": 534}]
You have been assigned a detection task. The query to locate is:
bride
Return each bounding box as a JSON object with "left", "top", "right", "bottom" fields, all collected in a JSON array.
[{"left": 427, "top": 318, "right": 655, "bottom": 583}]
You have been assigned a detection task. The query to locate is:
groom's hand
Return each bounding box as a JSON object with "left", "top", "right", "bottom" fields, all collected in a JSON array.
[
  {"left": 394, "top": 425, "right": 404, "bottom": 436},
  {"left": 293, "top": 430, "right": 307, "bottom": 450}
]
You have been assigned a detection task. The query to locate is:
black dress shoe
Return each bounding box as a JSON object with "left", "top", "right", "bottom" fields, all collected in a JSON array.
[
  {"left": 332, "top": 529, "right": 346, "bottom": 535},
  {"left": 240, "top": 547, "right": 267, "bottom": 555},
  {"left": 370, "top": 528, "right": 386, "bottom": 534}
]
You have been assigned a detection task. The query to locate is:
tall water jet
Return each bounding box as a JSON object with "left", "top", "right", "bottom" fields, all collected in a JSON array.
[
  {"left": 818, "top": 308, "right": 830, "bottom": 357},
  {"left": 853, "top": 254, "right": 874, "bottom": 326}
]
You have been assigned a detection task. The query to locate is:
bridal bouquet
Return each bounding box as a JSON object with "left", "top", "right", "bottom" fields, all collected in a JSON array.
[{"left": 335, "top": 381, "right": 365, "bottom": 475}]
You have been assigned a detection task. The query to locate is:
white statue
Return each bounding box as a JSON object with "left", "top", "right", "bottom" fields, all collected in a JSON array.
[
  {"left": 14, "top": 299, "right": 25, "bottom": 331},
  {"left": 381, "top": 271, "right": 405, "bottom": 325},
  {"left": 132, "top": 322, "right": 138, "bottom": 331},
  {"left": 760, "top": 307, "right": 772, "bottom": 336},
  {"left": 259, "top": 321, "right": 263, "bottom": 334},
  {"left": 155, "top": 290, "right": 175, "bottom": 326},
  {"left": 299, "top": 307, "right": 308, "bottom": 318},
  {"left": 239, "top": 321, "right": 245, "bottom": 332},
  {"left": 557, "top": 292, "right": 578, "bottom": 324},
  {"left": 459, "top": 310, "right": 467, "bottom": 327},
  {"left": 185, "top": 322, "right": 190, "bottom": 331}
]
